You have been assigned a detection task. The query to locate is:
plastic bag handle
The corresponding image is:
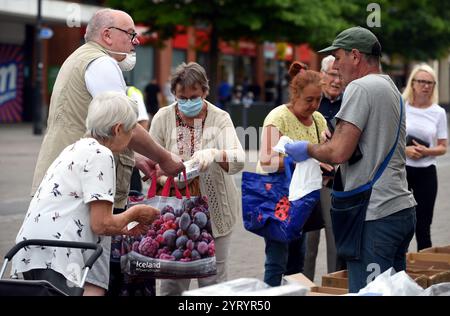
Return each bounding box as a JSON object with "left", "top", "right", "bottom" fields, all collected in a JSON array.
[
  {"left": 147, "top": 171, "right": 191, "bottom": 199},
  {"left": 180, "top": 170, "right": 191, "bottom": 199},
  {"left": 146, "top": 173, "right": 158, "bottom": 198},
  {"left": 161, "top": 171, "right": 191, "bottom": 199}
]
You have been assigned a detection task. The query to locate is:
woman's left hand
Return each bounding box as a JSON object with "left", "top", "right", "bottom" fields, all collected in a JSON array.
[{"left": 412, "top": 140, "right": 429, "bottom": 157}]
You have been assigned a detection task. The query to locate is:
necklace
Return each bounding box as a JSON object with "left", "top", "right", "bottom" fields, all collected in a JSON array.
[{"left": 175, "top": 108, "right": 207, "bottom": 157}]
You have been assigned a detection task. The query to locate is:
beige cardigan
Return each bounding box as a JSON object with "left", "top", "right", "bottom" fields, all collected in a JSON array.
[{"left": 149, "top": 101, "right": 245, "bottom": 237}]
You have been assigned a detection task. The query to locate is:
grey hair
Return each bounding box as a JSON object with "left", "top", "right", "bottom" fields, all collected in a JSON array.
[
  {"left": 321, "top": 55, "right": 335, "bottom": 72},
  {"left": 170, "top": 62, "right": 209, "bottom": 95},
  {"left": 86, "top": 91, "right": 138, "bottom": 140},
  {"left": 84, "top": 8, "right": 116, "bottom": 42}
]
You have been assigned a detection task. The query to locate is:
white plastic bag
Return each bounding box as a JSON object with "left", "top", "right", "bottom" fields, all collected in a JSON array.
[
  {"left": 420, "top": 282, "right": 450, "bottom": 296},
  {"left": 288, "top": 159, "right": 322, "bottom": 201},
  {"left": 272, "top": 136, "right": 322, "bottom": 201},
  {"left": 182, "top": 278, "right": 309, "bottom": 296},
  {"left": 356, "top": 268, "right": 424, "bottom": 296}
]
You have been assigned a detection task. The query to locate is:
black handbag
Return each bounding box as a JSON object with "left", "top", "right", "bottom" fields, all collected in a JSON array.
[
  {"left": 330, "top": 97, "right": 403, "bottom": 261},
  {"left": 302, "top": 202, "right": 325, "bottom": 233},
  {"left": 406, "top": 135, "right": 430, "bottom": 148}
]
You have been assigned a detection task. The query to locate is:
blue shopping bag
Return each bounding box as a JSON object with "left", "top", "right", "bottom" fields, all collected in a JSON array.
[{"left": 241, "top": 157, "right": 320, "bottom": 242}]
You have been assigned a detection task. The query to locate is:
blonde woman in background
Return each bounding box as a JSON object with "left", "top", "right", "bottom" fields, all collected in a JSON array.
[{"left": 403, "top": 64, "right": 448, "bottom": 251}]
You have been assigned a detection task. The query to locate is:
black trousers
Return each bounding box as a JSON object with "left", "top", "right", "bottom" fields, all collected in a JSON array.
[{"left": 406, "top": 165, "right": 437, "bottom": 251}]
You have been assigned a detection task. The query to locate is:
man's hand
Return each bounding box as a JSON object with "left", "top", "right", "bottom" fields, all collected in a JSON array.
[
  {"left": 285, "top": 141, "right": 310, "bottom": 162},
  {"left": 134, "top": 153, "right": 157, "bottom": 181},
  {"left": 157, "top": 175, "right": 192, "bottom": 189},
  {"left": 191, "top": 148, "right": 221, "bottom": 172},
  {"left": 158, "top": 152, "right": 185, "bottom": 176},
  {"left": 321, "top": 130, "right": 332, "bottom": 143}
]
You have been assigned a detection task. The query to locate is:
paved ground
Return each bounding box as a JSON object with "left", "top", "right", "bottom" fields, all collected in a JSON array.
[{"left": 1, "top": 123, "right": 449, "bottom": 290}]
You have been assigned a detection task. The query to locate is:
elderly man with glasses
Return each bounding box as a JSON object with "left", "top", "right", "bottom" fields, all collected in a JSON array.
[
  {"left": 31, "top": 8, "right": 184, "bottom": 296},
  {"left": 303, "top": 55, "right": 345, "bottom": 283}
]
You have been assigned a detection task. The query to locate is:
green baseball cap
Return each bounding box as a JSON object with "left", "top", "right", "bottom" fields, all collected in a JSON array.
[{"left": 319, "top": 26, "right": 382, "bottom": 56}]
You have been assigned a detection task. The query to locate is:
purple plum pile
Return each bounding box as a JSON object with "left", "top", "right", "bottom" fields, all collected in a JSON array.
[{"left": 133, "top": 197, "right": 214, "bottom": 262}]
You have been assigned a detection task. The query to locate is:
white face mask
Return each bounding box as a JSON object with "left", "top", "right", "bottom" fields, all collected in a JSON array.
[{"left": 106, "top": 49, "right": 136, "bottom": 71}]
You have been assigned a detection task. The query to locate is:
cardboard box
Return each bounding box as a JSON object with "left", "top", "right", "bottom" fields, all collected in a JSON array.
[
  {"left": 309, "top": 286, "right": 348, "bottom": 296},
  {"left": 322, "top": 270, "right": 348, "bottom": 289},
  {"left": 283, "top": 273, "right": 347, "bottom": 296},
  {"left": 420, "top": 245, "right": 450, "bottom": 255},
  {"left": 427, "top": 271, "right": 450, "bottom": 286},
  {"left": 407, "top": 253, "right": 450, "bottom": 269},
  {"left": 406, "top": 272, "right": 429, "bottom": 289},
  {"left": 320, "top": 268, "right": 434, "bottom": 290},
  {"left": 283, "top": 273, "right": 316, "bottom": 288}
]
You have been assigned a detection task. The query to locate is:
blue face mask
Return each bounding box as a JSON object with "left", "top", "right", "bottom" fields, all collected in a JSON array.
[{"left": 177, "top": 97, "right": 203, "bottom": 117}]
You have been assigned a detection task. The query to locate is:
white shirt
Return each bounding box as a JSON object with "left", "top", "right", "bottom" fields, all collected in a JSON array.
[
  {"left": 12, "top": 138, "right": 115, "bottom": 286},
  {"left": 85, "top": 56, "right": 148, "bottom": 122},
  {"left": 127, "top": 87, "right": 150, "bottom": 122},
  {"left": 85, "top": 56, "right": 126, "bottom": 96},
  {"left": 406, "top": 102, "right": 448, "bottom": 167}
]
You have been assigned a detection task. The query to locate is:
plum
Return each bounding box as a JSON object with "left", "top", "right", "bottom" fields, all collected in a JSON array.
[
  {"left": 191, "top": 250, "right": 201, "bottom": 260},
  {"left": 201, "top": 232, "right": 212, "bottom": 243},
  {"left": 186, "top": 239, "right": 194, "bottom": 251},
  {"left": 163, "top": 212, "right": 176, "bottom": 222},
  {"left": 187, "top": 223, "right": 200, "bottom": 241},
  {"left": 197, "top": 241, "right": 209, "bottom": 255},
  {"left": 161, "top": 205, "right": 174, "bottom": 216},
  {"left": 179, "top": 213, "right": 191, "bottom": 231},
  {"left": 193, "top": 212, "right": 208, "bottom": 229},
  {"left": 174, "top": 207, "right": 183, "bottom": 217},
  {"left": 182, "top": 199, "right": 196, "bottom": 213},
  {"left": 163, "top": 229, "right": 177, "bottom": 248},
  {"left": 172, "top": 249, "right": 183, "bottom": 261},
  {"left": 176, "top": 235, "right": 189, "bottom": 249}
]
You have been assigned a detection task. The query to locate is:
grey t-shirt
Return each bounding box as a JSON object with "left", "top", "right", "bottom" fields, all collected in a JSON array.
[{"left": 335, "top": 74, "right": 416, "bottom": 220}]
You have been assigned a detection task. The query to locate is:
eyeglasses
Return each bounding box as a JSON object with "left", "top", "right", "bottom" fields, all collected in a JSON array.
[
  {"left": 326, "top": 72, "right": 341, "bottom": 79},
  {"left": 108, "top": 26, "right": 138, "bottom": 42},
  {"left": 412, "top": 79, "right": 435, "bottom": 86}
]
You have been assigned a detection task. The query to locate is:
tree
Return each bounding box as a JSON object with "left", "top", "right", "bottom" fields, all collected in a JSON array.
[
  {"left": 107, "top": 0, "right": 354, "bottom": 103},
  {"left": 343, "top": 0, "right": 450, "bottom": 61}
]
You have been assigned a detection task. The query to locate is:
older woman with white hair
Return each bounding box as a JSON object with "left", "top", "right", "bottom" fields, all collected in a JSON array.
[
  {"left": 403, "top": 63, "right": 448, "bottom": 251},
  {"left": 12, "top": 92, "right": 160, "bottom": 296}
]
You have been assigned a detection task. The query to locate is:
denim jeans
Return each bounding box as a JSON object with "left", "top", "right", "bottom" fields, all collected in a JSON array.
[
  {"left": 263, "top": 234, "right": 306, "bottom": 287},
  {"left": 347, "top": 207, "right": 416, "bottom": 293}
]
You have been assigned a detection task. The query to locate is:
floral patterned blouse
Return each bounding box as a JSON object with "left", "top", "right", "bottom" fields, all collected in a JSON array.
[{"left": 12, "top": 138, "right": 115, "bottom": 287}]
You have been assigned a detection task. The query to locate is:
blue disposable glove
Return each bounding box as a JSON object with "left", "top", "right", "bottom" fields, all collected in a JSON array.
[{"left": 284, "top": 141, "right": 310, "bottom": 162}]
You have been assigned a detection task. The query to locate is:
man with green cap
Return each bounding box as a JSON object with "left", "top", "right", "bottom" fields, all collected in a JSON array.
[{"left": 284, "top": 26, "right": 416, "bottom": 292}]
